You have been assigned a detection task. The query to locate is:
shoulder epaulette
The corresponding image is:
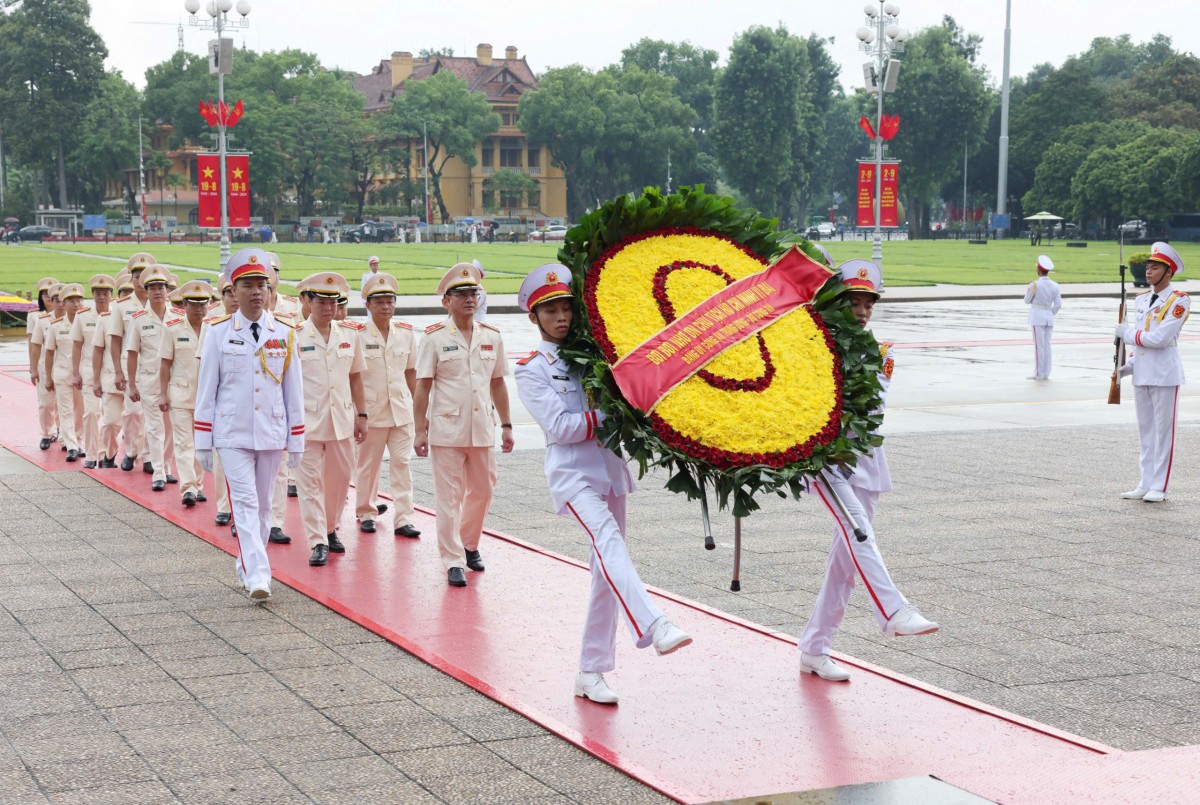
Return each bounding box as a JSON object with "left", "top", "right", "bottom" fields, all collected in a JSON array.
[
  {"left": 338, "top": 320, "right": 365, "bottom": 331},
  {"left": 425, "top": 322, "right": 445, "bottom": 334},
  {"left": 480, "top": 321, "right": 501, "bottom": 332},
  {"left": 393, "top": 320, "right": 413, "bottom": 330},
  {"left": 165, "top": 318, "right": 184, "bottom": 327},
  {"left": 130, "top": 309, "right": 147, "bottom": 319},
  {"left": 78, "top": 306, "right": 91, "bottom": 314},
  {"left": 273, "top": 311, "right": 295, "bottom": 321},
  {"left": 277, "top": 317, "right": 303, "bottom": 330},
  {"left": 171, "top": 306, "right": 185, "bottom": 315},
  {"left": 99, "top": 311, "right": 111, "bottom": 317},
  {"left": 37, "top": 312, "right": 51, "bottom": 319},
  {"left": 204, "top": 313, "right": 232, "bottom": 326},
  {"left": 515, "top": 350, "right": 540, "bottom": 366},
  {"left": 51, "top": 316, "right": 63, "bottom": 324}
]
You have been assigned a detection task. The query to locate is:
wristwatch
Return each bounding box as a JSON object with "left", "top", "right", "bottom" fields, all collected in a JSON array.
[{"left": 357, "top": 413, "right": 368, "bottom": 418}]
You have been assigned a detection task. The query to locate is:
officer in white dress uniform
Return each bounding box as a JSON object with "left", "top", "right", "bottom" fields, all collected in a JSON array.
[
  {"left": 798, "top": 260, "right": 939, "bottom": 683},
  {"left": 1023, "top": 255, "right": 1062, "bottom": 380},
  {"left": 1115, "top": 242, "right": 1189, "bottom": 502},
  {"left": 194, "top": 248, "right": 305, "bottom": 601},
  {"left": 513, "top": 263, "right": 692, "bottom": 705}
]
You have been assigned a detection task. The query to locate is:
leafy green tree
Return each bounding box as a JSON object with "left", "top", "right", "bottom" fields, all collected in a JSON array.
[
  {"left": 0, "top": 0, "right": 106, "bottom": 208},
  {"left": 484, "top": 168, "right": 538, "bottom": 214},
  {"left": 1022, "top": 121, "right": 1149, "bottom": 218},
  {"left": 1072, "top": 128, "right": 1200, "bottom": 226},
  {"left": 1106, "top": 53, "right": 1200, "bottom": 129},
  {"left": 383, "top": 71, "right": 500, "bottom": 223},
  {"left": 67, "top": 71, "right": 141, "bottom": 213}
]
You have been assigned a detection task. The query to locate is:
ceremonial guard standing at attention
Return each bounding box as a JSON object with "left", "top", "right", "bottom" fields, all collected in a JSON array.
[
  {"left": 294, "top": 272, "right": 368, "bottom": 566},
  {"left": 194, "top": 248, "right": 304, "bottom": 601},
  {"left": 109, "top": 253, "right": 154, "bottom": 472},
  {"left": 43, "top": 284, "right": 86, "bottom": 461},
  {"left": 124, "top": 266, "right": 177, "bottom": 491},
  {"left": 360, "top": 255, "right": 382, "bottom": 294},
  {"left": 29, "top": 277, "right": 59, "bottom": 450},
  {"left": 514, "top": 264, "right": 691, "bottom": 705},
  {"left": 413, "top": 263, "right": 514, "bottom": 587},
  {"left": 354, "top": 273, "right": 420, "bottom": 538},
  {"left": 799, "top": 260, "right": 939, "bottom": 682},
  {"left": 159, "top": 280, "right": 213, "bottom": 507},
  {"left": 69, "top": 274, "right": 116, "bottom": 468},
  {"left": 1115, "top": 242, "right": 1189, "bottom": 502},
  {"left": 1023, "top": 255, "right": 1061, "bottom": 380}
]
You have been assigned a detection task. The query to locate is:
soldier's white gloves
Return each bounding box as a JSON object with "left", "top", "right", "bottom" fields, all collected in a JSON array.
[
  {"left": 287, "top": 451, "right": 303, "bottom": 469},
  {"left": 1119, "top": 363, "right": 1133, "bottom": 378},
  {"left": 197, "top": 450, "right": 214, "bottom": 473},
  {"left": 1114, "top": 323, "right": 1129, "bottom": 341}
]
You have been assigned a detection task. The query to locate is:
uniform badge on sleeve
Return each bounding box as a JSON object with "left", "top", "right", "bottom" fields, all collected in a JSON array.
[
  {"left": 883, "top": 357, "right": 894, "bottom": 379},
  {"left": 1174, "top": 305, "right": 1186, "bottom": 318}
]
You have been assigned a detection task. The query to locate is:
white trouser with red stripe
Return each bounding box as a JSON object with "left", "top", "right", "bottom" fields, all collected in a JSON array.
[
  {"left": 799, "top": 474, "right": 908, "bottom": 657},
  {"left": 218, "top": 446, "right": 283, "bottom": 591},
  {"left": 1134, "top": 384, "right": 1179, "bottom": 493},
  {"left": 567, "top": 489, "right": 665, "bottom": 673},
  {"left": 1032, "top": 325, "right": 1053, "bottom": 378}
]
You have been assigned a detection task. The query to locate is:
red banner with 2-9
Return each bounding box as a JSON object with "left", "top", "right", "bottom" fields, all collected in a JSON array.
[
  {"left": 856, "top": 161, "right": 900, "bottom": 228},
  {"left": 196, "top": 154, "right": 251, "bottom": 229}
]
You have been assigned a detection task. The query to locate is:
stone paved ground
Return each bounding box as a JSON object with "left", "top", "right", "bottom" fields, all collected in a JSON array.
[{"left": 4, "top": 419, "right": 1200, "bottom": 802}]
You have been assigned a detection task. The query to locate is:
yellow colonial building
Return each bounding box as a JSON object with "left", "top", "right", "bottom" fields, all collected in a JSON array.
[{"left": 354, "top": 44, "right": 567, "bottom": 223}]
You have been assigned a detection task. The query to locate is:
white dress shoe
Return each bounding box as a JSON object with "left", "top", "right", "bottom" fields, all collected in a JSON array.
[
  {"left": 800, "top": 652, "right": 851, "bottom": 682},
  {"left": 574, "top": 671, "right": 618, "bottom": 704},
  {"left": 885, "top": 605, "right": 939, "bottom": 637},
  {"left": 650, "top": 618, "right": 693, "bottom": 656},
  {"left": 1142, "top": 490, "right": 1166, "bottom": 502},
  {"left": 1120, "top": 488, "right": 1148, "bottom": 499},
  {"left": 249, "top": 585, "right": 271, "bottom": 602}
]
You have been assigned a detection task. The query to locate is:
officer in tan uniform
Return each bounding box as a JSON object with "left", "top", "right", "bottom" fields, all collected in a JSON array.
[
  {"left": 295, "top": 272, "right": 368, "bottom": 566},
  {"left": 268, "top": 253, "right": 301, "bottom": 317},
  {"left": 124, "top": 266, "right": 177, "bottom": 491},
  {"left": 355, "top": 273, "right": 420, "bottom": 537},
  {"left": 28, "top": 277, "right": 60, "bottom": 450},
  {"left": 110, "top": 253, "right": 154, "bottom": 472},
  {"left": 335, "top": 294, "right": 349, "bottom": 321},
  {"left": 414, "top": 263, "right": 514, "bottom": 587},
  {"left": 159, "top": 280, "right": 213, "bottom": 506},
  {"left": 44, "top": 284, "right": 86, "bottom": 461},
  {"left": 69, "top": 274, "right": 116, "bottom": 468},
  {"left": 90, "top": 277, "right": 128, "bottom": 469}
]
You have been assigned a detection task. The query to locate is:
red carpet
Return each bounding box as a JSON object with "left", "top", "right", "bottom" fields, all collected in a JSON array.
[{"left": 4, "top": 366, "right": 1198, "bottom": 803}]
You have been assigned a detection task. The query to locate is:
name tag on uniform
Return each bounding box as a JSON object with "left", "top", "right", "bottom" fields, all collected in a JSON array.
[
  {"left": 142, "top": 325, "right": 154, "bottom": 331},
  {"left": 481, "top": 344, "right": 494, "bottom": 351},
  {"left": 300, "top": 345, "right": 316, "bottom": 352},
  {"left": 177, "top": 337, "right": 190, "bottom": 342},
  {"left": 365, "top": 344, "right": 381, "bottom": 350},
  {"left": 229, "top": 339, "right": 245, "bottom": 345},
  {"left": 552, "top": 374, "right": 570, "bottom": 380},
  {"left": 442, "top": 345, "right": 459, "bottom": 352}
]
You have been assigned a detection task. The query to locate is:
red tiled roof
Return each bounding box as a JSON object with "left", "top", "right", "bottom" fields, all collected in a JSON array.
[{"left": 353, "top": 54, "right": 538, "bottom": 112}]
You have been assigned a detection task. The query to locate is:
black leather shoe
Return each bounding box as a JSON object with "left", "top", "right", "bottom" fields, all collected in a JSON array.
[
  {"left": 39, "top": 437, "right": 51, "bottom": 451},
  {"left": 66, "top": 449, "right": 78, "bottom": 462},
  {"left": 447, "top": 567, "right": 467, "bottom": 587},
  {"left": 309, "top": 544, "right": 329, "bottom": 566},
  {"left": 83, "top": 460, "right": 96, "bottom": 469},
  {"left": 287, "top": 484, "right": 297, "bottom": 498},
  {"left": 182, "top": 492, "right": 196, "bottom": 507},
  {"left": 268, "top": 527, "right": 291, "bottom": 544},
  {"left": 327, "top": 532, "right": 346, "bottom": 553},
  {"left": 195, "top": 492, "right": 207, "bottom": 502},
  {"left": 395, "top": 524, "right": 421, "bottom": 538},
  {"left": 230, "top": 525, "right": 237, "bottom": 539},
  {"left": 215, "top": 511, "right": 231, "bottom": 526},
  {"left": 465, "top": 550, "right": 485, "bottom": 572},
  {"left": 151, "top": 480, "right": 165, "bottom": 492},
  {"left": 120, "top": 456, "right": 134, "bottom": 472},
  {"left": 61, "top": 444, "right": 67, "bottom": 452},
  {"left": 359, "top": 518, "right": 376, "bottom": 533},
  {"left": 165, "top": 475, "right": 178, "bottom": 484},
  {"left": 375, "top": 503, "right": 388, "bottom": 515},
  {"left": 99, "top": 458, "right": 116, "bottom": 469},
  {"left": 143, "top": 461, "right": 153, "bottom": 474}
]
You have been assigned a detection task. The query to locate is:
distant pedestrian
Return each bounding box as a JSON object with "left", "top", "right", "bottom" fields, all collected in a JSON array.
[{"left": 1023, "top": 255, "right": 1061, "bottom": 380}]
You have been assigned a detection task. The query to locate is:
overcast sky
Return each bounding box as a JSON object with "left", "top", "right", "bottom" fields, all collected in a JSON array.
[{"left": 91, "top": 0, "right": 1196, "bottom": 93}]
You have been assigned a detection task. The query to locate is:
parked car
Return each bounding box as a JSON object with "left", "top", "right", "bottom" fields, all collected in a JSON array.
[
  {"left": 1118, "top": 219, "right": 1146, "bottom": 237},
  {"left": 805, "top": 222, "right": 837, "bottom": 239},
  {"left": 528, "top": 224, "right": 568, "bottom": 242},
  {"left": 15, "top": 225, "right": 54, "bottom": 241},
  {"left": 343, "top": 221, "right": 396, "bottom": 243}
]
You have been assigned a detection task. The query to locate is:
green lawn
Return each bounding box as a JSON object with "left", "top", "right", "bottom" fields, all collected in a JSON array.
[{"left": 2, "top": 237, "right": 1191, "bottom": 298}]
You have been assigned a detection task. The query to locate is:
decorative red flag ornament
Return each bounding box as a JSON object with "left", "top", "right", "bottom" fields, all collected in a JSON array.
[
  {"left": 198, "top": 100, "right": 217, "bottom": 127},
  {"left": 225, "top": 155, "right": 250, "bottom": 227},
  {"left": 198, "top": 99, "right": 246, "bottom": 128},
  {"left": 226, "top": 99, "right": 244, "bottom": 128},
  {"left": 880, "top": 114, "right": 901, "bottom": 141},
  {"left": 197, "top": 154, "right": 221, "bottom": 228},
  {"left": 858, "top": 115, "right": 876, "bottom": 140}
]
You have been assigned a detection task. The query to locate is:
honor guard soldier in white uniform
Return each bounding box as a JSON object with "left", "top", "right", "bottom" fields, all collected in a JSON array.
[
  {"left": 514, "top": 264, "right": 691, "bottom": 705},
  {"left": 354, "top": 273, "right": 420, "bottom": 538},
  {"left": 69, "top": 274, "right": 116, "bottom": 468},
  {"left": 799, "top": 260, "right": 939, "bottom": 682},
  {"left": 110, "top": 253, "right": 154, "bottom": 473},
  {"left": 211, "top": 275, "right": 237, "bottom": 528},
  {"left": 413, "top": 263, "right": 514, "bottom": 587},
  {"left": 295, "top": 272, "right": 368, "bottom": 566},
  {"left": 124, "top": 266, "right": 178, "bottom": 491},
  {"left": 29, "top": 277, "right": 60, "bottom": 450},
  {"left": 195, "top": 248, "right": 305, "bottom": 601},
  {"left": 159, "top": 280, "right": 213, "bottom": 507},
  {"left": 43, "top": 284, "right": 86, "bottom": 461},
  {"left": 1115, "top": 242, "right": 1189, "bottom": 502},
  {"left": 1023, "top": 255, "right": 1062, "bottom": 380},
  {"left": 360, "top": 255, "right": 382, "bottom": 295}
]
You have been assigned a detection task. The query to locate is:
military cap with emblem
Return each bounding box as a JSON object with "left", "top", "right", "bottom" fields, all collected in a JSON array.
[
  {"left": 1037, "top": 255, "right": 1055, "bottom": 272},
  {"left": 368, "top": 255, "right": 380, "bottom": 266},
  {"left": 218, "top": 272, "right": 233, "bottom": 294},
  {"left": 141, "top": 265, "right": 171, "bottom": 287},
  {"left": 337, "top": 295, "right": 348, "bottom": 306},
  {"left": 266, "top": 252, "right": 281, "bottom": 286},
  {"left": 226, "top": 247, "right": 273, "bottom": 284},
  {"left": 363, "top": 272, "right": 400, "bottom": 299},
  {"left": 125, "top": 252, "right": 155, "bottom": 273},
  {"left": 88, "top": 274, "right": 117, "bottom": 291},
  {"left": 48, "top": 282, "right": 65, "bottom": 299},
  {"left": 436, "top": 262, "right": 483, "bottom": 296},
  {"left": 167, "top": 272, "right": 180, "bottom": 289},
  {"left": 116, "top": 272, "right": 135, "bottom": 293},
  {"left": 59, "top": 283, "right": 85, "bottom": 300},
  {"left": 36, "top": 277, "right": 60, "bottom": 294},
  {"left": 297, "top": 271, "right": 350, "bottom": 298},
  {"left": 1148, "top": 241, "right": 1184, "bottom": 276},
  {"left": 178, "top": 279, "right": 215, "bottom": 302},
  {"left": 837, "top": 259, "right": 883, "bottom": 297},
  {"left": 518, "top": 263, "right": 573, "bottom": 313}
]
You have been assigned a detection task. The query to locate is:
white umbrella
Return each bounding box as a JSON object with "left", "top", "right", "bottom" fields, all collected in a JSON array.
[{"left": 1023, "top": 211, "right": 1063, "bottom": 221}]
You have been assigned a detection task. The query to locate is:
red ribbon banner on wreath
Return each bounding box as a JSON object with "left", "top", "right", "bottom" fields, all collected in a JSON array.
[{"left": 610, "top": 246, "right": 833, "bottom": 412}]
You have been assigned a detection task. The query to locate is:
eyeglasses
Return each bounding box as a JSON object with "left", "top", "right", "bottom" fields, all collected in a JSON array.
[{"left": 448, "top": 288, "right": 480, "bottom": 298}]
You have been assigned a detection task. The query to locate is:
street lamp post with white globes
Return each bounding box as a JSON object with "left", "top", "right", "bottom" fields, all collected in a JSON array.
[
  {"left": 856, "top": 1, "right": 907, "bottom": 268},
  {"left": 183, "top": 0, "right": 251, "bottom": 270}
]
